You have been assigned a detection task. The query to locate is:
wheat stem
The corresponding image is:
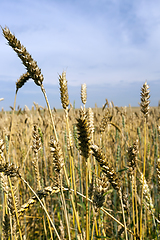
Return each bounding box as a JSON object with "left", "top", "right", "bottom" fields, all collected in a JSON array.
[
  {"left": 86, "top": 159, "right": 89, "bottom": 240},
  {"left": 40, "top": 84, "right": 58, "bottom": 141},
  {"left": 60, "top": 177, "right": 71, "bottom": 240},
  {"left": 65, "top": 109, "right": 78, "bottom": 231},
  {"left": 119, "top": 188, "right": 128, "bottom": 240},
  {"left": 63, "top": 166, "right": 82, "bottom": 236},
  {"left": 140, "top": 118, "right": 146, "bottom": 239},
  {"left": 132, "top": 176, "right": 136, "bottom": 240},
  {"left": 134, "top": 170, "right": 139, "bottom": 237}
]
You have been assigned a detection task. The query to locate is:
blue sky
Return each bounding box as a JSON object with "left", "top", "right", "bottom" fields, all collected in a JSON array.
[{"left": 0, "top": 0, "right": 160, "bottom": 110}]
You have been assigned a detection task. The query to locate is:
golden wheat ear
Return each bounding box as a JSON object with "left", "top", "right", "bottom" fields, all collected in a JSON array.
[
  {"left": 91, "top": 144, "right": 120, "bottom": 191},
  {"left": 140, "top": 81, "right": 150, "bottom": 119},
  {"left": 127, "top": 139, "right": 139, "bottom": 174},
  {"left": 16, "top": 72, "right": 30, "bottom": 93},
  {"left": 0, "top": 162, "right": 21, "bottom": 178},
  {"left": 50, "top": 137, "right": 64, "bottom": 188},
  {"left": 3, "top": 213, "right": 10, "bottom": 239},
  {"left": 87, "top": 107, "right": 94, "bottom": 137},
  {"left": 1, "top": 26, "right": 43, "bottom": 87},
  {"left": 59, "top": 71, "right": 69, "bottom": 110},
  {"left": 76, "top": 107, "right": 92, "bottom": 159},
  {"left": 81, "top": 83, "right": 87, "bottom": 106}
]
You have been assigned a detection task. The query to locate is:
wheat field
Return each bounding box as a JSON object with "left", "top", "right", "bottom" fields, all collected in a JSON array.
[{"left": 0, "top": 26, "right": 160, "bottom": 240}]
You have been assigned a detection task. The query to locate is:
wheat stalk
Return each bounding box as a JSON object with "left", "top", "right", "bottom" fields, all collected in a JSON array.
[{"left": 140, "top": 81, "right": 150, "bottom": 240}]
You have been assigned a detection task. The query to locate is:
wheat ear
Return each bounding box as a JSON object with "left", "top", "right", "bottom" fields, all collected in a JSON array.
[
  {"left": 32, "top": 124, "right": 42, "bottom": 190},
  {"left": 59, "top": 71, "right": 69, "bottom": 110},
  {"left": 2, "top": 26, "right": 43, "bottom": 87},
  {"left": 81, "top": 83, "right": 87, "bottom": 109},
  {"left": 2, "top": 213, "right": 10, "bottom": 240},
  {"left": 16, "top": 72, "right": 30, "bottom": 93}
]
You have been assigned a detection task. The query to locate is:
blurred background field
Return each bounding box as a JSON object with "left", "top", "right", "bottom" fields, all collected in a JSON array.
[{"left": 0, "top": 100, "right": 160, "bottom": 239}]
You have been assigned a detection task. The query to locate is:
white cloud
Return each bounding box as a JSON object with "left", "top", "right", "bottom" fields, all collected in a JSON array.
[{"left": 1, "top": 0, "right": 160, "bottom": 89}]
